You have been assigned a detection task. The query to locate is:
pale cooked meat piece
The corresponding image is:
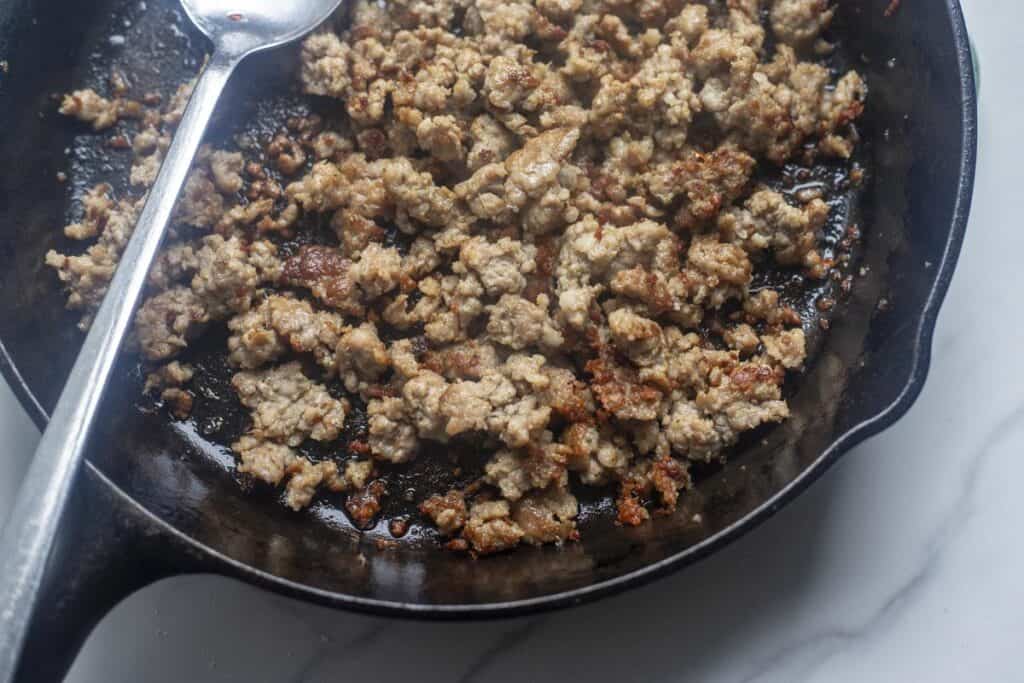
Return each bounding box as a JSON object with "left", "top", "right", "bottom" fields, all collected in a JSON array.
[
  {"left": 457, "top": 236, "right": 537, "bottom": 298},
  {"left": 381, "top": 157, "right": 464, "bottom": 230},
  {"left": 45, "top": 187, "right": 142, "bottom": 329},
  {"left": 175, "top": 168, "right": 225, "bottom": 229},
  {"left": 761, "top": 328, "right": 807, "bottom": 369},
  {"left": 556, "top": 217, "right": 682, "bottom": 329},
  {"left": 62, "top": 184, "right": 116, "bottom": 241},
  {"left": 367, "top": 396, "right": 420, "bottom": 464},
  {"left": 724, "top": 323, "right": 761, "bottom": 356},
  {"left": 299, "top": 32, "right": 352, "bottom": 99},
  {"left": 718, "top": 190, "right": 830, "bottom": 276},
  {"left": 402, "top": 237, "right": 442, "bottom": 280},
  {"left": 348, "top": 244, "right": 403, "bottom": 299},
  {"left": 336, "top": 322, "right": 391, "bottom": 395},
  {"left": 818, "top": 71, "right": 868, "bottom": 158},
  {"left": 234, "top": 435, "right": 298, "bottom": 486},
  {"left": 486, "top": 294, "right": 564, "bottom": 352},
  {"left": 504, "top": 127, "right": 581, "bottom": 209},
  {"left": 148, "top": 242, "right": 199, "bottom": 290},
  {"left": 285, "top": 458, "right": 371, "bottom": 511},
  {"left": 662, "top": 399, "right": 725, "bottom": 462},
  {"left": 233, "top": 434, "right": 373, "bottom": 510},
  {"left": 563, "top": 422, "right": 634, "bottom": 485},
  {"left": 607, "top": 308, "right": 663, "bottom": 366},
  {"left": 226, "top": 307, "right": 288, "bottom": 370},
  {"left": 744, "top": 289, "right": 803, "bottom": 327},
  {"left": 512, "top": 487, "right": 578, "bottom": 545},
  {"left": 694, "top": 361, "right": 790, "bottom": 448},
  {"left": 143, "top": 361, "right": 194, "bottom": 393},
  {"left": 598, "top": 45, "right": 700, "bottom": 150},
  {"left": 466, "top": 114, "right": 517, "bottom": 171},
  {"left": 483, "top": 443, "right": 568, "bottom": 502},
  {"left": 702, "top": 43, "right": 866, "bottom": 164},
  {"left": 682, "top": 234, "right": 753, "bottom": 308},
  {"left": 143, "top": 361, "right": 196, "bottom": 419},
  {"left": 483, "top": 55, "right": 538, "bottom": 112},
  {"left": 420, "top": 273, "right": 487, "bottom": 344},
  {"left": 227, "top": 295, "right": 344, "bottom": 370},
  {"left": 286, "top": 159, "right": 357, "bottom": 212},
  {"left": 462, "top": 500, "right": 524, "bottom": 555},
  {"left": 209, "top": 150, "right": 245, "bottom": 194},
  {"left": 190, "top": 235, "right": 281, "bottom": 318},
  {"left": 134, "top": 287, "right": 210, "bottom": 361},
  {"left": 371, "top": 354, "right": 560, "bottom": 454},
  {"left": 455, "top": 163, "right": 514, "bottom": 222},
  {"left": 770, "top": 0, "right": 835, "bottom": 47},
  {"left": 232, "top": 361, "right": 349, "bottom": 446},
  {"left": 540, "top": 366, "right": 595, "bottom": 422},
  {"left": 416, "top": 114, "right": 465, "bottom": 162},
  {"left": 59, "top": 88, "right": 140, "bottom": 130}
]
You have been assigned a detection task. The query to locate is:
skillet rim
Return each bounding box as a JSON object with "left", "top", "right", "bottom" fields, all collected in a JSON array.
[{"left": 0, "top": 0, "right": 978, "bottom": 619}]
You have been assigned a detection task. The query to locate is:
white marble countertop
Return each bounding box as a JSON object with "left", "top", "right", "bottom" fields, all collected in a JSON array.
[{"left": 2, "top": 0, "right": 1019, "bottom": 680}]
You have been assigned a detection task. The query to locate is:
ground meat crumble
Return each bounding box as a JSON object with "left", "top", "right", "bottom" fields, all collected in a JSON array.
[{"left": 48, "top": 0, "right": 864, "bottom": 554}]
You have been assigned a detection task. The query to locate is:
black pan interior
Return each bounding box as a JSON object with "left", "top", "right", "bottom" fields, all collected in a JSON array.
[{"left": 0, "top": 0, "right": 971, "bottom": 608}]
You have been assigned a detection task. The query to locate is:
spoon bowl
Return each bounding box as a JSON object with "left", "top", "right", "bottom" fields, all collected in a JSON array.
[{"left": 182, "top": 0, "right": 343, "bottom": 55}]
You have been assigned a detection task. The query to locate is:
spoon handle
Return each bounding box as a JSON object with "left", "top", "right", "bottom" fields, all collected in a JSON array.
[{"left": 0, "top": 50, "right": 239, "bottom": 682}]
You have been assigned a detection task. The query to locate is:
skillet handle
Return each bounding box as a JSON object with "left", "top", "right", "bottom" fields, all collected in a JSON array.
[
  {"left": 0, "top": 51, "right": 240, "bottom": 683},
  {"left": 10, "top": 466, "right": 203, "bottom": 683}
]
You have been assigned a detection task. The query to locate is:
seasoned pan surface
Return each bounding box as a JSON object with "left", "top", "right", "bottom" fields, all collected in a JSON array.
[{"left": 0, "top": 0, "right": 975, "bottom": 614}]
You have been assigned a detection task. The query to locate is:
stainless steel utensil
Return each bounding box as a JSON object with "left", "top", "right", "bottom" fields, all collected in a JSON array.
[{"left": 0, "top": 0, "right": 342, "bottom": 678}]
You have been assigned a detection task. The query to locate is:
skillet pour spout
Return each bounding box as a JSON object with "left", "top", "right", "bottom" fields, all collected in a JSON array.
[{"left": 0, "top": 0, "right": 975, "bottom": 680}]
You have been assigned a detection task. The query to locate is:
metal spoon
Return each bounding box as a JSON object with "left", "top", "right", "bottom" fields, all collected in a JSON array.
[{"left": 0, "top": 0, "right": 342, "bottom": 678}]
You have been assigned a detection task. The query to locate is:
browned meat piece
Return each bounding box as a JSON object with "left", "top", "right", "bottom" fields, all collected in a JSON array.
[
  {"left": 282, "top": 245, "right": 363, "bottom": 315},
  {"left": 420, "top": 490, "right": 468, "bottom": 536},
  {"left": 462, "top": 500, "right": 524, "bottom": 555},
  {"left": 645, "top": 145, "right": 756, "bottom": 228},
  {"left": 345, "top": 480, "right": 387, "bottom": 529},
  {"left": 422, "top": 340, "right": 500, "bottom": 381},
  {"left": 586, "top": 356, "right": 664, "bottom": 422},
  {"left": 512, "top": 487, "right": 579, "bottom": 545}
]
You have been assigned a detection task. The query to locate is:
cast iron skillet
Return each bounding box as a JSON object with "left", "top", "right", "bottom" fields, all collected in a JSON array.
[{"left": 0, "top": 0, "right": 975, "bottom": 680}]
